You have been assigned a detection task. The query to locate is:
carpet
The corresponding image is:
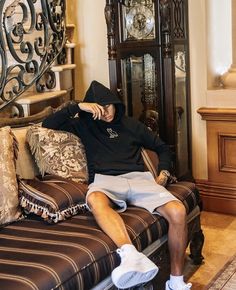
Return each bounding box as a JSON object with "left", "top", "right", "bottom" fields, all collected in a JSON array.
[{"left": 205, "top": 254, "right": 236, "bottom": 290}]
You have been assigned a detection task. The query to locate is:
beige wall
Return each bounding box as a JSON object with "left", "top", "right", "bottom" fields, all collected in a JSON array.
[
  {"left": 69, "top": 0, "right": 235, "bottom": 181},
  {"left": 189, "top": 0, "right": 236, "bottom": 180},
  {"left": 188, "top": 0, "right": 208, "bottom": 180},
  {"left": 67, "top": 0, "right": 109, "bottom": 99}
]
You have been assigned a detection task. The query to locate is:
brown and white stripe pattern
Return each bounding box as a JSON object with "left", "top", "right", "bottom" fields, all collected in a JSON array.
[{"left": 0, "top": 181, "right": 200, "bottom": 290}]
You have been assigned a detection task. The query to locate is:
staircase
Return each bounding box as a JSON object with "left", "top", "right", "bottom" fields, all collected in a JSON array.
[{"left": 0, "top": 0, "right": 76, "bottom": 117}]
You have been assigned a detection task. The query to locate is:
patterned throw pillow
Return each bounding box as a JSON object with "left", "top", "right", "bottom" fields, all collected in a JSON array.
[
  {"left": 19, "top": 175, "right": 88, "bottom": 223},
  {"left": 0, "top": 126, "right": 22, "bottom": 226},
  {"left": 26, "top": 125, "right": 88, "bottom": 183}
]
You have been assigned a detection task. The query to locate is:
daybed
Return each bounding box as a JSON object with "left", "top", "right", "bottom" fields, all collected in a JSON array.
[{"left": 0, "top": 106, "right": 204, "bottom": 290}]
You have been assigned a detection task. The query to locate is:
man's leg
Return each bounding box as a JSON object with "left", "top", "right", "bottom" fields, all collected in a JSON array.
[
  {"left": 156, "top": 200, "right": 187, "bottom": 275},
  {"left": 156, "top": 201, "right": 191, "bottom": 290},
  {"left": 87, "top": 190, "right": 159, "bottom": 289},
  {"left": 87, "top": 190, "right": 132, "bottom": 247}
]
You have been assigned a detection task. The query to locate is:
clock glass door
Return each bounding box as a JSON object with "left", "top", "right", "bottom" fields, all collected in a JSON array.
[
  {"left": 121, "top": 53, "right": 159, "bottom": 132},
  {"left": 174, "top": 44, "right": 189, "bottom": 177}
]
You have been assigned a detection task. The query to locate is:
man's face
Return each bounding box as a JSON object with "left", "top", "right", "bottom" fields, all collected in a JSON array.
[{"left": 100, "top": 104, "right": 116, "bottom": 122}]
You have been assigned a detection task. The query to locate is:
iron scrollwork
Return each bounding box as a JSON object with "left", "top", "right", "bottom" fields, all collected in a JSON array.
[{"left": 0, "top": 0, "right": 66, "bottom": 111}]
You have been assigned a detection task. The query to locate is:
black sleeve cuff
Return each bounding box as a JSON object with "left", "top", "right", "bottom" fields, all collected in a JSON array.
[{"left": 67, "top": 103, "right": 81, "bottom": 116}]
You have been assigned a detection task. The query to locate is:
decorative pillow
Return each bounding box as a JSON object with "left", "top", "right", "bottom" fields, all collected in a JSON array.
[
  {"left": 13, "top": 126, "right": 40, "bottom": 179},
  {"left": 18, "top": 175, "right": 88, "bottom": 223},
  {"left": 0, "top": 106, "right": 54, "bottom": 180},
  {"left": 0, "top": 126, "right": 22, "bottom": 226},
  {"left": 26, "top": 125, "right": 88, "bottom": 183}
]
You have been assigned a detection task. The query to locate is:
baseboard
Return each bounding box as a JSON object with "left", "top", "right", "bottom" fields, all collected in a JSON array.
[{"left": 196, "top": 179, "right": 236, "bottom": 215}]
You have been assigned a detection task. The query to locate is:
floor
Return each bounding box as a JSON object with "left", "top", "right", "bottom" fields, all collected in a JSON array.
[{"left": 184, "top": 211, "right": 236, "bottom": 290}]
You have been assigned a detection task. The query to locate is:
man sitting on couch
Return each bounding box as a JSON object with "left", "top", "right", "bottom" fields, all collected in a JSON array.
[{"left": 43, "top": 80, "right": 192, "bottom": 290}]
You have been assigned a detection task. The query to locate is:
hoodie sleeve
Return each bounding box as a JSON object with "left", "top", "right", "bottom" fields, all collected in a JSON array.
[
  {"left": 137, "top": 121, "right": 173, "bottom": 173},
  {"left": 42, "top": 103, "right": 81, "bottom": 131}
]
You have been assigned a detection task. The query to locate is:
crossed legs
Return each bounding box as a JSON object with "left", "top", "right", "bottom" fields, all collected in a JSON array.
[{"left": 87, "top": 190, "right": 188, "bottom": 276}]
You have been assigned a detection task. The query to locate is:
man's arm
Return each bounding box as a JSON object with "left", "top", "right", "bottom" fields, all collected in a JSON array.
[
  {"left": 42, "top": 103, "right": 80, "bottom": 130},
  {"left": 155, "top": 170, "right": 171, "bottom": 186},
  {"left": 42, "top": 102, "right": 105, "bottom": 130},
  {"left": 78, "top": 102, "right": 105, "bottom": 120}
]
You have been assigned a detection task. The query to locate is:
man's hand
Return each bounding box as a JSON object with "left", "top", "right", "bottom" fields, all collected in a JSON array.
[
  {"left": 155, "top": 170, "right": 170, "bottom": 187},
  {"left": 78, "top": 102, "right": 105, "bottom": 120}
]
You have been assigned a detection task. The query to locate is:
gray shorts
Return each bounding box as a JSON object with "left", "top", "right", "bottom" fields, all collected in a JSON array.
[{"left": 86, "top": 171, "right": 178, "bottom": 214}]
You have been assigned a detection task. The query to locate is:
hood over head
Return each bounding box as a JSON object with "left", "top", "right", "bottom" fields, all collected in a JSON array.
[{"left": 83, "top": 80, "right": 125, "bottom": 121}]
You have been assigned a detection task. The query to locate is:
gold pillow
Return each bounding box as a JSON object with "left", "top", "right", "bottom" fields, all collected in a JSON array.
[
  {"left": 13, "top": 126, "right": 40, "bottom": 179},
  {"left": 0, "top": 127, "right": 22, "bottom": 226},
  {"left": 26, "top": 125, "right": 88, "bottom": 183}
]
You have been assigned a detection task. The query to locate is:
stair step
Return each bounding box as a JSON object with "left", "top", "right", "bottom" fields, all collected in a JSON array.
[
  {"left": 16, "top": 90, "right": 67, "bottom": 116},
  {"left": 65, "top": 42, "right": 76, "bottom": 49},
  {"left": 17, "top": 90, "right": 67, "bottom": 104},
  {"left": 51, "top": 63, "right": 76, "bottom": 72}
]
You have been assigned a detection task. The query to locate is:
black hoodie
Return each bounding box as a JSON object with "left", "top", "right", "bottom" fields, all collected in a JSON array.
[{"left": 43, "top": 80, "right": 172, "bottom": 183}]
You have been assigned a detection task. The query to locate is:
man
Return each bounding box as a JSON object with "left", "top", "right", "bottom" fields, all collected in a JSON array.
[{"left": 43, "top": 80, "right": 192, "bottom": 290}]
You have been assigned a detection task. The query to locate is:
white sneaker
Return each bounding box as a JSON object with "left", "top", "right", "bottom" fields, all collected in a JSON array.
[
  {"left": 111, "top": 246, "right": 159, "bottom": 289},
  {"left": 165, "top": 280, "right": 192, "bottom": 290}
]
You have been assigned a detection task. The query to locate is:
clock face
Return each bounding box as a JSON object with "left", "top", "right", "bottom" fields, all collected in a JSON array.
[{"left": 123, "top": 2, "right": 155, "bottom": 41}]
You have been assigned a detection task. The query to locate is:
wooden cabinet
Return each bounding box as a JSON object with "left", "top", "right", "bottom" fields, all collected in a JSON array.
[
  {"left": 197, "top": 108, "right": 236, "bottom": 215},
  {"left": 105, "top": 0, "right": 192, "bottom": 179}
]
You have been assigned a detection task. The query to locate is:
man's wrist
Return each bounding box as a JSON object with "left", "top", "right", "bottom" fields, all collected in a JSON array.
[{"left": 160, "top": 170, "right": 170, "bottom": 178}]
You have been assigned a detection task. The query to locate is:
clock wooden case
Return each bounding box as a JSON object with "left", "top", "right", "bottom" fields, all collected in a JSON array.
[{"left": 105, "top": 0, "right": 192, "bottom": 179}]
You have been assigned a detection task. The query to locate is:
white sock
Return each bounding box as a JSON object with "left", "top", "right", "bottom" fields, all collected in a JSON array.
[{"left": 169, "top": 275, "right": 184, "bottom": 287}]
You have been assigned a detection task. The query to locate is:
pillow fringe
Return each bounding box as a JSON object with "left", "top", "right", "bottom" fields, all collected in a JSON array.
[{"left": 19, "top": 195, "right": 87, "bottom": 224}]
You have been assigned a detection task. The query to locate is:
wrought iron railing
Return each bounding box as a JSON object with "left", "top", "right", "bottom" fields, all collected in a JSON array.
[{"left": 0, "top": 0, "right": 66, "bottom": 113}]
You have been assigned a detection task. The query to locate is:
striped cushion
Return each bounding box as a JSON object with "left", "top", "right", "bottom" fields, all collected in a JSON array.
[
  {"left": 0, "top": 180, "right": 200, "bottom": 290},
  {"left": 0, "top": 207, "right": 161, "bottom": 290},
  {"left": 18, "top": 175, "right": 88, "bottom": 224}
]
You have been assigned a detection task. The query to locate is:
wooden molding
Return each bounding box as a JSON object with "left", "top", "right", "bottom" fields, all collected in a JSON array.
[
  {"left": 218, "top": 133, "right": 236, "bottom": 173},
  {"left": 198, "top": 107, "right": 236, "bottom": 121},
  {"left": 196, "top": 179, "right": 236, "bottom": 215}
]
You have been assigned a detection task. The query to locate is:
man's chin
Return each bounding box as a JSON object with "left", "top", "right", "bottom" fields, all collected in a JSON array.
[{"left": 102, "top": 117, "right": 114, "bottom": 122}]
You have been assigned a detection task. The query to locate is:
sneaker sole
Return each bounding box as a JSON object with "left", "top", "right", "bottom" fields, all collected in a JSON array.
[
  {"left": 165, "top": 281, "right": 192, "bottom": 290},
  {"left": 112, "top": 266, "right": 159, "bottom": 289}
]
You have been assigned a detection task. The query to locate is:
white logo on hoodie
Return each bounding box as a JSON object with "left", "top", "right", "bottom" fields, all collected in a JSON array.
[{"left": 107, "top": 128, "right": 118, "bottom": 138}]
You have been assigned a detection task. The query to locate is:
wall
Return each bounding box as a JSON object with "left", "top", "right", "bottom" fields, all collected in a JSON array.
[
  {"left": 70, "top": 0, "right": 235, "bottom": 185},
  {"left": 67, "top": 0, "right": 109, "bottom": 100},
  {"left": 188, "top": 0, "right": 208, "bottom": 180},
  {"left": 206, "top": 0, "right": 232, "bottom": 88}
]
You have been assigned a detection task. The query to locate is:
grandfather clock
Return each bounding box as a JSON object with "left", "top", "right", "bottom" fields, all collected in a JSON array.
[{"left": 105, "top": 0, "right": 191, "bottom": 179}]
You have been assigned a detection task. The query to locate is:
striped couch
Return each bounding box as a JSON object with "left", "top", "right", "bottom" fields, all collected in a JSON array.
[{"left": 0, "top": 108, "right": 204, "bottom": 290}]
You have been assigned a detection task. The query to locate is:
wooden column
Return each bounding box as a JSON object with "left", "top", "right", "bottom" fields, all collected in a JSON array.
[{"left": 197, "top": 107, "right": 236, "bottom": 215}]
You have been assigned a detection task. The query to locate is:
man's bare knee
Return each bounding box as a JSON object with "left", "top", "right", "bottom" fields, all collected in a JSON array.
[
  {"left": 168, "top": 202, "right": 187, "bottom": 226},
  {"left": 87, "top": 191, "right": 112, "bottom": 212},
  {"left": 157, "top": 201, "right": 186, "bottom": 224}
]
